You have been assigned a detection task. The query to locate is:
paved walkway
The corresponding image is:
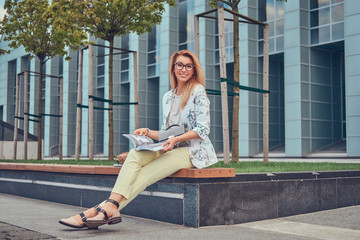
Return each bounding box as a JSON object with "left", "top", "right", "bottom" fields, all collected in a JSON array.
[{"left": 1, "top": 193, "right": 360, "bottom": 240}]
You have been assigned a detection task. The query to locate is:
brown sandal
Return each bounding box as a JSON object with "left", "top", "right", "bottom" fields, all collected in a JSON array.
[
  {"left": 85, "top": 199, "right": 122, "bottom": 229},
  {"left": 59, "top": 205, "right": 102, "bottom": 228}
]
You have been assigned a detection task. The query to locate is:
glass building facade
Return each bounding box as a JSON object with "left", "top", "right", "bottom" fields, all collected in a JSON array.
[{"left": 0, "top": 0, "right": 359, "bottom": 158}]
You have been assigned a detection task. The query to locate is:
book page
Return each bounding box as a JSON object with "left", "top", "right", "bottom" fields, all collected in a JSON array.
[
  {"left": 123, "top": 134, "right": 154, "bottom": 147},
  {"left": 136, "top": 142, "right": 165, "bottom": 152}
]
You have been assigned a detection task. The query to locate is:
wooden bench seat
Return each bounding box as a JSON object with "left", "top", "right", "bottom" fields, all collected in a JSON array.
[{"left": 0, "top": 163, "right": 235, "bottom": 178}]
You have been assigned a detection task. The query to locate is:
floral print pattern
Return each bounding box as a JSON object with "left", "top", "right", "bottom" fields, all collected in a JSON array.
[{"left": 161, "top": 85, "right": 218, "bottom": 169}]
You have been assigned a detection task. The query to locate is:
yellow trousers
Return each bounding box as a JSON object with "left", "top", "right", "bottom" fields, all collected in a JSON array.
[{"left": 102, "top": 147, "right": 193, "bottom": 210}]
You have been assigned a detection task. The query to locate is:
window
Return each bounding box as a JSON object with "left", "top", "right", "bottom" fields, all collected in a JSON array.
[
  {"left": 0, "top": 106, "right": 3, "bottom": 121},
  {"left": 310, "top": 0, "right": 344, "bottom": 45},
  {"left": 214, "top": 5, "right": 234, "bottom": 64},
  {"left": 147, "top": 25, "right": 159, "bottom": 78},
  {"left": 97, "top": 40, "right": 105, "bottom": 87},
  {"left": 178, "top": 0, "right": 187, "bottom": 50},
  {"left": 120, "top": 36, "right": 130, "bottom": 83},
  {"left": 258, "top": 0, "right": 284, "bottom": 54}
]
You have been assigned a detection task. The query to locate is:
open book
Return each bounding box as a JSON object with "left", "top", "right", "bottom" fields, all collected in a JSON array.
[
  {"left": 122, "top": 134, "right": 165, "bottom": 151},
  {"left": 123, "top": 124, "right": 186, "bottom": 152}
]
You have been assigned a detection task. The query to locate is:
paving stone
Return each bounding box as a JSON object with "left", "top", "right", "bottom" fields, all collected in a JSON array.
[{"left": 0, "top": 221, "right": 57, "bottom": 240}]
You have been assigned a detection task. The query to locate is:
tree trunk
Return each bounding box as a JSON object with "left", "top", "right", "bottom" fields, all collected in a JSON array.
[
  {"left": 108, "top": 38, "right": 114, "bottom": 160},
  {"left": 37, "top": 59, "right": 44, "bottom": 160},
  {"left": 231, "top": 5, "right": 240, "bottom": 162}
]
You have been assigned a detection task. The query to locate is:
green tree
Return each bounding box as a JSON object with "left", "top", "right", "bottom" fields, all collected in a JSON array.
[
  {"left": 209, "top": 0, "right": 242, "bottom": 163},
  {"left": 79, "top": 0, "right": 175, "bottom": 161},
  {"left": 209, "top": 0, "right": 286, "bottom": 162},
  {"left": 0, "top": 0, "right": 87, "bottom": 159}
]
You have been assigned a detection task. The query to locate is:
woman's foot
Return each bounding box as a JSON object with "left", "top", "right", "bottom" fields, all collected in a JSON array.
[
  {"left": 59, "top": 205, "right": 101, "bottom": 228},
  {"left": 85, "top": 199, "right": 122, "bottom": 229}
]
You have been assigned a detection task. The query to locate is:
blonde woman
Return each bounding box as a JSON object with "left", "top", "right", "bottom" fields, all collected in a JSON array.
[{"left": 59, "top": 50, "right": 218, "bottom": 229}]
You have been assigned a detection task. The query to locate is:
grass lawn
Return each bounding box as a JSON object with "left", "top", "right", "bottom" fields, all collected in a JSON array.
[
  {"left": 1, "top": 159, "right": 360, "bottom": 173},
  {"left": 210, "top": 161, "right": 360, "bottom": 173}
]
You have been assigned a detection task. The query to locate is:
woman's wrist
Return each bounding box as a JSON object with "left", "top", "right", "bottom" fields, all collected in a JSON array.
[{"left": 146, "top": 128, "right": 151, "bottom": 137}]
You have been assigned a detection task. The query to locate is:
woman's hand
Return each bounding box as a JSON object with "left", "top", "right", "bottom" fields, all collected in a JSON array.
[
  {"left": 116, "top": 152, "right": 128, "bottom": 164},
  {"left": 134, "top": 128, "right": 149, "bottom": 136},
  {"left": 161, "top": 136, "right": 179, "bottom": 152}
]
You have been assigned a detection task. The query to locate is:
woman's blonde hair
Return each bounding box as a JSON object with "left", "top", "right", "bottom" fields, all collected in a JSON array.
[{"left": 169, "top": 50, "right": 205, "bottom": 109}]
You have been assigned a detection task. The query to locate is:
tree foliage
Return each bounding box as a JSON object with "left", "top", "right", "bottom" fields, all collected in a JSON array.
[
  {"left": 0, "top": 0, "right": 175, "bottom": 160},
  {"left": 209, "top": 0, "right": 241, "bottom": 163},
  {"left": 0, "top": 0, "right": 87, "bottom": 60},
  {"left": 76, "top": 0, "right": 175, "bottom": 41},
  {"left": 0, "top": 0, "right": 87, "bottom": 159},
  {"left": 75, "top": 0, "right": 175, "bottom": 160}
]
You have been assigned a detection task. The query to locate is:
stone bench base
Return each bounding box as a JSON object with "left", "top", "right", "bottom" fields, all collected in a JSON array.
[{"left": 1, "top": 163, "right": 360, "bottom": 227}]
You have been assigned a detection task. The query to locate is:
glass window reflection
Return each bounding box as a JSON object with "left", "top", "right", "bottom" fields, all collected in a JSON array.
[
  {"left": 311, "top": 28, "right": 319, "bottom": 44},
  {"left": 258, "top": 0, "right": 284, "bottom": 54},
  {"left": 269, "top": 38, "right": 275, "bottom": 53},
  {"left": 311, "top": 11, "right": 319, "bottom": 28},
  {"left": 258, "top": 0, "right": 266, "bottom": 22},
  {"left": 276, "top": 19, "right": 284, "bottom": 35},
  {"left": 178, "top": 1, "right": 187, "bottom": 45},
  {"left": 269, "top": 22, "right": 274, "bottom": 37},
  {"left": 310, "top": 0, "right": 343, "bottom": 45},
  {"left": 332, "top": 22, "right": 344, "bottom": 40},
  {"left": 319, "top": 26, "right": 330, "bottom": 42},
  {"left": 331, "top": 4, "right": 344, "bottom": 23},
  {"left": 310, "top": 0, "right": 318, "bottom": 9},
  {"left": 318, "top": 0, "right": 330, "bottom": 7},
  {"left": 148, "top": 52, "right": 156, "bottom": 65},
  {"left": 121, "top": 60, "right": 128, "bottom": 69},
  {"left": 318, "top": 7, "right": 330, "bottom": 25},
  {"left": 276, "top": 36, "right": 284, "bottom": 52},
  {"left": 276, "top": 1, "right": 284, "bottom": 18},
  {"left": 258, "top": 41, "right": 263, "bottom": 55},
  {"left": 266, "top": 0, "right": 275, "bottom": 20},
  {"left": 311, "top": 0, "right": 330, "bottom": 9}
]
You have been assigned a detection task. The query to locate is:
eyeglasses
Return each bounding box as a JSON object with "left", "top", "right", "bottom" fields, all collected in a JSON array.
[{"left": 174, "top": 62, "right": 195, "bottom": 71}]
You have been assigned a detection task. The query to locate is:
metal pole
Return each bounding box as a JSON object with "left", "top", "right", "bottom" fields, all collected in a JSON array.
[
  {"left": 24, "top": 71, "right": 29, "bottom": 160},
  {"left": 218, "top": 7, "right": 230, "bottom": 164},
  {"left": 263, "top": 24, "right": 269, "bottom": 163},
  {"left": 194, "top": 15, "right": 200, "bottom": 58},
  {"left": 88, "top": 44, "right": 94, "bottom": 160},
  {"left": 13, "top": 73, "right": 20, "bottom": 159},
  {"left": 75, "top": 49, "right": 83, "bottom": 160},
  {"left": 59, "top": 77, "right": 63, "bottom": 160},
  {"left": 133, "top": 51, "right": 139, "bottom": 129}
]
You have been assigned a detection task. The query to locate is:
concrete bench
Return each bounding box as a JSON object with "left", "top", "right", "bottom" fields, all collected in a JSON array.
[
  {"left": 0, "top": 162, "right": 235, "bottom": 227},
  {"left": 2, "top": 162, "right": 359, "bottom": 227}
]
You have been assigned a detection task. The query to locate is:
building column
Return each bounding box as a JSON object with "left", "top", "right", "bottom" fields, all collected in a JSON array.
[
  {"left": 238, "top": 0, "right": 262, "bottom": 156},
  {"left": 158, "top": 3, "right": 177, "bottom": 125},
  {"left": 62, "top": 50, "right": 78, "bottom": 157},
  {"left": 29, "top": 58, "right": 38, "bottom": 137},
  {"left": 43, "top": 59, "right": 52, "bottom": 157},
  {"left": 80, "top": 44, "right": 90, "bottom": 156},
  {"left": 344, "top": 0, "right": 360, "bottom": 156},
  {"left": 283, "top": 1, "right": 311, "bottom": 156}
]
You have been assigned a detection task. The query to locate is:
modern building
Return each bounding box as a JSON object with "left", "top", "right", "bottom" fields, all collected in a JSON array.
[{"left": 0, "top": 0, "right": 359, "bottom": 159}]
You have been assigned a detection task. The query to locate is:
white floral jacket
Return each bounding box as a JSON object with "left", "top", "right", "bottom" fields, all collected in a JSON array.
[{"left": 161, "top": 84, "right": 218, "bottom": 169}]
